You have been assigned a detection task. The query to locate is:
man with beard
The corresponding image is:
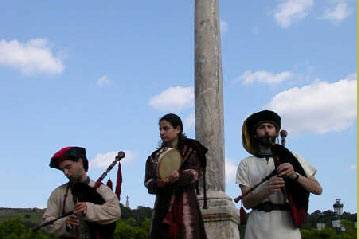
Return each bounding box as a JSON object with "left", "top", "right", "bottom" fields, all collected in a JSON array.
[
  {"left": 235, "top": 110, "right": 322, "bottom": 239},
  {"left": 42, "top": 146, "right": 121, "bottom": 239}
]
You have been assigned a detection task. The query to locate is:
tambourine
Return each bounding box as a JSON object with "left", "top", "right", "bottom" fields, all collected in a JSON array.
[{"left": 157, "top": 147, "right": 182, "bottom": 180}]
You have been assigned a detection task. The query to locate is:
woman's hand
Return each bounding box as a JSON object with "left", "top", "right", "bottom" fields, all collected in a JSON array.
[
  {"left": 167, "top": 170, "right": 180, "bottom": 183},
  {"left": 157, "top": 170, "right": 180, "bottom": 188},
  {"left": 157, "top": 179, "right": 168, "bottom": 188}
]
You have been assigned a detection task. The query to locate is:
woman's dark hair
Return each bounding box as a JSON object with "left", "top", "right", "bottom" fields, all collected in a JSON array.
[{"left": 159, "top": 113, "right": 187, "bottom": 150}]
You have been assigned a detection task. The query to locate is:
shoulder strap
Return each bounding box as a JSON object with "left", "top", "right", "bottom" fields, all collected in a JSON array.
[{"left": 62, "top": 184, "right": 70, "bottom": 216}]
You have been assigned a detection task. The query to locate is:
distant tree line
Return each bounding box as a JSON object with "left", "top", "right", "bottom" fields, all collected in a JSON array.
[
  {"left": 300, "top": 210, "right": 357, "bottom": 239},
  {"left": 0, "top": 204, "right": 152, "bottom": 239},
  {"left": 0, "top": 206, "right": 356, "bottom": 239},
  {"left": 303, "top": 210, "right": 356, "bottom": 228}
]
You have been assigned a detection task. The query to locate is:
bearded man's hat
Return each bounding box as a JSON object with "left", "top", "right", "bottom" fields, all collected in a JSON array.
[{"left": 242, "top": 110, "right": 281, "bottom": 155}]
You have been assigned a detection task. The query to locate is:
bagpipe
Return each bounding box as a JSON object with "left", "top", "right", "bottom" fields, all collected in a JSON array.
[
  {"left": 234, "top": 130, "right": 309, "bottom": 228},
  {"left": 34, "top": 151, "right": 125, "bottom": 236}
]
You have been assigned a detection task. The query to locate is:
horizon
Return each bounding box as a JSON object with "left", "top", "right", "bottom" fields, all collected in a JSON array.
[{"left": 0, "top": 205, "right": 356, "bottom": 215}]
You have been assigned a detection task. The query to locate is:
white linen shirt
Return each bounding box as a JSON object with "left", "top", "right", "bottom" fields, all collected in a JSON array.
[
  {"left": 42, "top": 179, "right": 121, "bottom": 237},
  {"left": 236, "top": 153, "right": 316, "bottom": 239}
]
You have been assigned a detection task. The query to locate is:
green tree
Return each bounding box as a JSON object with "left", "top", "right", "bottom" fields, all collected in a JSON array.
[
  {"left": 114, "top": 219, "right": 148, "bottom": 239},
  {"left": 0, "top": 218, "right": 55, "bottom": 239}
]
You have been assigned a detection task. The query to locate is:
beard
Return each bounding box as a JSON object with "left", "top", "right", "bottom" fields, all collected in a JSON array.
[{"left": 256, "top": 135, "right": 276, "bottom": 147}]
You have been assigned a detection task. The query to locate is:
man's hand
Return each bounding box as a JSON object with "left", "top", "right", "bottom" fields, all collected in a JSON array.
[
  {"left": 267, "top": 176, "right": 285, "bottom": 194},
  {"left": 277, "top": 163, "right": 296, "bottom": 178},
  {"left": 65, "top": 215, "right": 79, "bottom": 230},
  {"left": 74, "top": 202, "right": 87, "bottom": 216}
]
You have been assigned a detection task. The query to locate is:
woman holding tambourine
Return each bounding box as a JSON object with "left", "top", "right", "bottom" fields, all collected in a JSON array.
[{"left": 144, "top": 113, "right": 207, "bottom": 239}]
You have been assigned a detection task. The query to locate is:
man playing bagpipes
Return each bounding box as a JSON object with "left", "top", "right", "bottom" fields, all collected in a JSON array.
[
  {"left": 235, "top": 110, "right": 322, "bottom": 239},
  {"left": 42, "top": 146, "right": 121, "bottom": 239}
]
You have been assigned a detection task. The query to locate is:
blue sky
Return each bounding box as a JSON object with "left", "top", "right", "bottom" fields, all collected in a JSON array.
[{"left": 0, "top": 0, "right": 356, "bottom": 213}]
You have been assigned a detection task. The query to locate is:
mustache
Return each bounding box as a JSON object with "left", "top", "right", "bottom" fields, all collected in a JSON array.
[
  {"left": 257, "top": 135, "right": 276, "bottom": 145},
  {"left": 264, "top": 134, "right": 274, "bottom": 140}
]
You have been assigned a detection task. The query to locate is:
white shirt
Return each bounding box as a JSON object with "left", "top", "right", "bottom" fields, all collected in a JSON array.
[
  {"left": 236, "top": 153, "right": 316, "bottom": 239},
  {"left": 42, "top": 179, "right": 121, "bottom": 237}
]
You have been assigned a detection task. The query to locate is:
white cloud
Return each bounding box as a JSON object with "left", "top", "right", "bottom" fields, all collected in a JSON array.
[
  {"left": 220, "top": 19, "right": 228, "bottom": 34},
  {"left": 322, "top": 0, "right": 351, "bottom": 23},
  {"left": 149, "top": 86, "right": 194, "bottom": 111},
  {"left": 350, "top": 164, "right": 356, "bottom": 170},
  {"left": 274, "top": 0, "right": 313, "bottom": 28},
  {"left": 266, "top": 73, "right": 357, "bottom": 134},
  {"left": 96, "top": 74, "right": 111, "bottom": 87},
  {"left": 90, "top": 150, "right": 136, "bottom": 170},
  {"left": 225, "top": 159, "right": 238, "bottom": 184},
  {"left": 0, "top": 38, "right": 64, "bottom": 75},
  {"left": 240, "top": 70, "right": 293, "bottom": 85},
  {"left": 185, "top": 112, "right": 195, "bottom": 130}
]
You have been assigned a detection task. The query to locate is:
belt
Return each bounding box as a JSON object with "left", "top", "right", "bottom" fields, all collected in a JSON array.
[{"left": 253, "top": 202, "right": 290, "bottom": 212}]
